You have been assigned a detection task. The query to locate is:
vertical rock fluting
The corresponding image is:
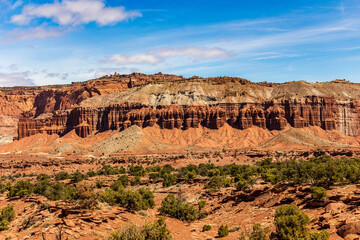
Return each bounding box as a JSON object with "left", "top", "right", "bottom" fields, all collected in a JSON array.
[
  {"left": 337, "top": 100, "right": 360, "bottom": 137},
  {"left": 17, "top": 96, "right": 360, "bottom": 139}
]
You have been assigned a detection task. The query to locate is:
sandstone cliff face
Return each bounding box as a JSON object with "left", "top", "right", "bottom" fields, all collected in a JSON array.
[
  {"left": 31, "top": 72, "right": 183, "bottom": 117},
  {"left": 4, "top": 74, "right": 360, "bottom": 141},
  {"left": 0, "top": 91, "right": 37, "bottom": 140},
  {"left": 1, "top": 73, "right": 183, "bottom": 141},
  {"left": 17, "top": 96, "right": 356, "bottom": 140}
]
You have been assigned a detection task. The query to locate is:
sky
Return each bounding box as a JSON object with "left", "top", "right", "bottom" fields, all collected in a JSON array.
[{"left": 0, "top": 0, "right": 360, "bottom": 86}]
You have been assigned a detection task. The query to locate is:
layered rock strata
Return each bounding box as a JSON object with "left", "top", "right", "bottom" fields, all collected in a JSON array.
[{"left": 17, "top": 96, "right": 358, "bottom": 139}]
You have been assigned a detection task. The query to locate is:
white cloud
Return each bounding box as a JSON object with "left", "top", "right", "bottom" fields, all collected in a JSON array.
[
  {"left": 103, "top": 47, "right": 229, "bottom": 65},
  {"left": 2, "top": 26, "right": 66, "bottom": 43},
  {"left": 106, "top": 54, "right": 161, "bottom": 65},
  {"left": 11, "top": 0, "right": 142, "bottom": 26},
  {"left": 254, "top": 53, "right": 301, "bottom": 60},
  {"left": 0, "top": 72, "right": 35, "bottom": 86},
  {"left": 0, "top": 0, "right": 22, "bottom": 9},
  {"left": 157, "top": 47, "right": 229, "bottom": 59}
]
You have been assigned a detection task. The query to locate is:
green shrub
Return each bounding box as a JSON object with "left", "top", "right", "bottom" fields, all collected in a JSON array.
[
  {"left": 70, "top": 171, "right": 86, "bottom": 183},
  {"left": 129, "top": 165, "right": 146, "bottom": 177},
  {"left": 54, "top": 171, "right": 71, "bottom": 181},
  {"left": 77, "top": 183, "right": 99, "bottom": 210},
  {"left": 0, "top": 205, "right": 15, "bottom": 231},
  {"left": 310, "top": 186, "right": 327, "bottom": 201},
  {"left": 37, "top": 174, "right": 50, "bottom": 181},
  {"left": 310, "top": 231, "right": 330, "bottom": 240},
  {"left": 110, "top": 180, "right": 125, "bottom": 192},
  {"left": 202, "top": 224, "right": 211, "bottom": 232},
  {"left": 131, "top": 176, "right": 142, "bottom": 186},
  {"left": 0, "top": 182, "right": 6, "bottom": 193},
  {"left": 1, "top": 206, "right": 15, "bottom": 222},
  {"left": 160, "top": 164, "right": 174, "bottom": 176},
  {"left": 34, "top": 180, "right": 79, "bottom": 201},
  {"left": 205, "top": 176, "right": 231, "bottom": 189},
  {"left": 178, "top": 165, "right": 198, "bottom": 182},
  {"left": 108, "top": 218, "right": 172, "bottom": 240},
  {"left": 198, "top": 200, "right": 206, "bottom": 210},
  {"left": 218, "top": 224, "right": 229, "bottom": 238},
  {"left": 102, "top": 188, "right": 154, "bottom": 211},
  {"left": 96, "top": 181, "right": 104, "bottom": 188},
  {"left": 159, "top": 194, "right": 198, "bottom": 222},
  {"left": 97, "top": 165, "right": 126, "bottom": 176},
  {"left": 7, "top": 180, "right": 34, "bottom": 198},
  {"left": 149, "top": 172, "right": 161, "bottom": 180},
  {"left": 162, "top": 173, "right": 177, "bottom": 187},
  {"left": 239, "top": 223, "right": 270, "bottom": 240},
  {"left": 274, "top": 205, "right": 310, "bottom": 240},
  {"left": 236, "top": 176, "right": 256, "bottom": 191},
  {"left": 0, "top": 220, "right": 10, "bottom": 231},
  {"left": 86, "top": 170, "right": 97, "bottom": 177}
]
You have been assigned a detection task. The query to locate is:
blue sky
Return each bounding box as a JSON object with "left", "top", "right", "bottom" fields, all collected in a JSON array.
[{"left": 0, "top": 0, "right": 360, "bottom": 86}]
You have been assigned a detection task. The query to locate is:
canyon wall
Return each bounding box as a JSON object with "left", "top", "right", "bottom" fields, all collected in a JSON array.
[
  {"left": 1, "top": 73, "right": 183, "bottom": 141},
  {"left": 17, "top": 96, "right": 360, "bottom": 139},
  {"left": 4, "top": 74, "right": 360, "bottom": 142}
]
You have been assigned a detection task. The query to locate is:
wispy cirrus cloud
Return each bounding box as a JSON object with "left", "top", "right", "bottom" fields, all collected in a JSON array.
[
  {"left": 2, "top": 26, "right": 67, "bottom": 43},
  {"left": 0, "top": 0, "right": 23, "bottom": 10},
  {"left": 215, "top": 17, "right": 360, "bottom": 56},
  {"left": 103, "top": 47, "right": 230, "bottom": 65},
  {"left": 0, "top": 71, "right": 35, "bottom": 86},
  {"left": 10, "top": 0, "right": 142, "bottom": 26}
]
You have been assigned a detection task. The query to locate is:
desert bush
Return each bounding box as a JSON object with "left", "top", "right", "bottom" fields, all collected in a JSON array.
[
  {"left": 274, "top": 205, "right": 328, "bottom": 240},
  {"left": 70, "top": 171, "right": 86, "bottom": 183},
  {"left": 96, "top": 181, "right": 104, "bottom": 188},
  {"left": 236, "top": 176, "right": 256, "bottom": 191},
  {"left": 178, "top": 164, "right": 198, "bottom": 181},
  {"left": 146, "top": 165, "right": 162, "bottom": 173},
  {"left": 102, "top": 187, "right": 154, "bottom": 211},
  {"left": 309, "top": 231, "right": 330, "bottom": 240},
  {"left": 37, "top": 174, "right": 51, "bottom": 181},
  {"left": 162, "top": 173, "right": 177, "bottom": 187},
  {"left": 108, "top": 217, "right": 172, "bottom": 240},
  {"left": 218, "top": 224, "right": 229, "bottom": 238},
  {"left": 35, "top": 180, "right": 77, "bottom": 201},
  {"left": 202, "top": 224, "right": 211, "bottom": 232},
  {"left": 131, "top": 176, "right": 142, "bottom": 186},
  {"left": 54, "top": 171, "right": 71, "bottom": 181},
  {"left": 128, "top": 165, "right": 146, "bottom": 177},
  {"left": 77, "top": 183, "right": 99, "bottom": 210},
  {"left": 0, "top": 205, "right": 15, "bottom": 231},
  {"left": 159, "top": 194, "right": 198, "bottom": 222},
  {"left": 274, "top": 205, "right": 310, "bottom": 240},
  {"left": 110, "top": 180, "right": 125, "bottom": 192},
  {"left": 118, "top": 175, "right": 130, "bottom": 187},
  {"left": 310, "top": 186, "right": 327, "bottom": 201},
  {"left": 256, "top": 156, "right": 360, "bottom": 187},
  {"left": 149, "top": 172, "right": 161, "bottom": 180},
  {"left": 198, "top": 200, "right": 206, "bottom": 210},
  {"left": 7, "top": 180, "right": 34, "bottom": 198},
  {"left": 97, "top": 165, "right": 126, "bottom": 176},
  {"left": 0, "top": 182, "right": 6, "bottom": 193},
  {"left": 205, "top": 176, "right": 231, "bottom": 189},
  {"left": 239, "top": 223, "right": 270, "bottom": 240}
]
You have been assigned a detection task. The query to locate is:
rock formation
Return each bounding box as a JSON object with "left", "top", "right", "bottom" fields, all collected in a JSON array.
[
  {"left": 16, "top": 95, "right": 358, "bottom": 139},
  {"left": 0, "top": 73, "right": 360, "bottom": 141}
]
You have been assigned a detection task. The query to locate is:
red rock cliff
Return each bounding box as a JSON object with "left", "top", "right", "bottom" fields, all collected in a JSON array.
[{"left": 17, "top": 96, "right": 355, "bottom": 139}]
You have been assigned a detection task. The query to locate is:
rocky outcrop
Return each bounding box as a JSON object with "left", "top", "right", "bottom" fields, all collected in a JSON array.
[
  {"left": 1, "top": 73, "right": 183, "bottom": 140},
  {"left": 17, "top": 96, "right": 356, "bottom": 139},
  {"left": 2, "top": 73, "right": 360, "bottom": 141},
  {"left": 31, "top": 72, "right": 184, "bottom": 117}
]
